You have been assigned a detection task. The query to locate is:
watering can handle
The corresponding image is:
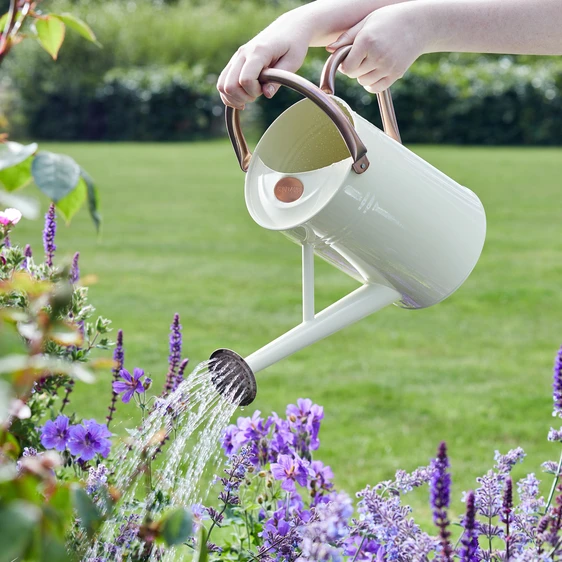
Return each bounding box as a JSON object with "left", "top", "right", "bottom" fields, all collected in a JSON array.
[
  {"left": 320, "top": 45, "right": 402, "bottom": 144},
  {"left": 225, "top": 68, "right": 370, "bottom": 174}
]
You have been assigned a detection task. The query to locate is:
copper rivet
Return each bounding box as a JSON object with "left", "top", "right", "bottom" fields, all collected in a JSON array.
[{"left": 274, "top": 177, "right": 304, "bottom": 203}]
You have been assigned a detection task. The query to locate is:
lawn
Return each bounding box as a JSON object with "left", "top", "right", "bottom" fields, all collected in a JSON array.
[{"left": 10, "top": 140, "right": 562, "bottom": 524}]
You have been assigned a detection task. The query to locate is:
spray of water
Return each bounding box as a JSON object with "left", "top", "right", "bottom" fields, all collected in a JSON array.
[{"left": 84, "top": 360, "right": 241, "bottom": 561}]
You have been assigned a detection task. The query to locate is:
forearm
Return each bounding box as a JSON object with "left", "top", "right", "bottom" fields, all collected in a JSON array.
[
  {"left": 280, "top": 0, "right": 415, "bottom": 46},
  {"left": 413, "top": 0, "right": 562, "bottom": 55}
]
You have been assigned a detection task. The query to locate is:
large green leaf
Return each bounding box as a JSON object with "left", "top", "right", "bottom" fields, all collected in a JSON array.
[
  {"left": 80, "top": 168, "right": 102, "bottom": 231},
  {"left": 31, "top": 151, "right": 80, "bottom": 203},
  {"left": 52, "top": 13, "right": 100, "bottom": 46},
  {"left": 56, "top": 176, "right": 86, "bottom": 224},
  {"left": 0, "top": 190, "right": 39, "bottom": 219},
  {"left": 71, "top": 486, "right": 103, "bottom": 538},
  {"left": 159, "top": 508, "right": 193, "bottom": 546},
  {"left": 0, "top": 142, "right": 37, "bottom": 172},
  {"left": 35, "top": 16, "right": 66, "bottom": 60},
  {"left": 0, "top": 156, "right": 33, "bottom": 192},
  {"left": 0, "top": 501, "right": 41, "bottom": 562}
]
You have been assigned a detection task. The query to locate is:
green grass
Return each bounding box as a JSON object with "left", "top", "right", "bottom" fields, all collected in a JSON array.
[{"left": 11, "top": 141, "right": 562, "bottom": 524}]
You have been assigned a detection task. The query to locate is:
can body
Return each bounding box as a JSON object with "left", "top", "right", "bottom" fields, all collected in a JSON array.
[{"left": 245, "top": 98, "right": 486, "bottom": 309}]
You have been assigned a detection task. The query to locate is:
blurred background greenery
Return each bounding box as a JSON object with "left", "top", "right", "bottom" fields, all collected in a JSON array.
[{"left": 2, "top": 0, "right": 562, "bottom": 144}]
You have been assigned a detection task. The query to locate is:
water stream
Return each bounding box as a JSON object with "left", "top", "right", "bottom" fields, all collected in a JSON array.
[{"left": 85, "top": 360, "right": 240, "bottom": 561}]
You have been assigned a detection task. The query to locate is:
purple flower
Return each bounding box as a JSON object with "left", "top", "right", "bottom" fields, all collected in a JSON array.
[
  {"left": 286, "top": 398, "right": 324, "bottom": 455},
  {"left": 70, "top": 251, "right": 80, "bottom": 284},
  {"left": 554, "top": 344, "right": 562, "bottom": 418},
  {"left": 430, "top": 442, "right": 452, "bottom": 561},
  {"left": 344, "top": 536, "right": 381, "bottom": 561},
  {"left": 190, "top": 503, "right": 209, "bottom": 532},
  {"left": 164, "top": 313, "right": 182, "bottom": 394},
  {"left": 222, "top": 424, "right": 240, "bottom": 456},
  {"left": 86, "top": 464, "right": 109, "bottom": 496},
  {"left": 22, "top": 244, "right": 32, "bottom": 270},
  {"left": 459, "top": 491, "right": 478, "bottom": 562},
  {"left": 175, "top": 357, "right": 189, "bottom": 391},
  {"left": 40, "top": 415, "right": 71, "bottom": 451},
  {"left": 309, "top": 460, "right": 334, "bottom": 505},
  {"left": 43, "top": 203, "right": 57, "bottom": 267},
  {"left": 112, "top": 368, "right": 146, "bottom": 403},
  {"left": 271, "top": 454, "right": 308, "bottom": 492},
  {"left": 68, "top": 419, "right": 111, "bottom": 461}
]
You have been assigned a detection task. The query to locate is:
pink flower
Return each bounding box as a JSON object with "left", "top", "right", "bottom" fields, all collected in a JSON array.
[{"left": 0, "top": 208, "right": 22, "bottom": 226}]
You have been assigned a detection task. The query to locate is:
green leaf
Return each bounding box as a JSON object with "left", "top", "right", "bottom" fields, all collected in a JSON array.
[
  {"left": 0, "top": 156, "right": 33, "bottom": 192},
  {"left": 0, "top": 142, "right": 38, "bottom": 172},
  {"left": 193, "top": 527, "right": 208, "bottom": 562},
  {"left": 56, "top": 176, "right": 86, "bottom": 224},
  {"left": 31, "top": 151, "right": 80, "bottom": 203},
  {"left": 71, "top": 486, "right": 103, "bottom": 538},
  {"left": 159, "top": 508, "right": 193, "bottom": 546},
  {"left": 80, "top": 168, "right": 101, "bottom": 231},
  {"left": 0, "top": 190, "right": 39, "bottom": 219},
  {"left": 35, "top": 16, "right": 66, "bottom": 60},
  {"left": 0, "top": 501, "right": 41, "bottom": 562},
  {"left": 40, "top": 536, "right": 70, "bottom": 562},
  {"left": 51, "top": 13, "right": 99, "bottom": 46}
]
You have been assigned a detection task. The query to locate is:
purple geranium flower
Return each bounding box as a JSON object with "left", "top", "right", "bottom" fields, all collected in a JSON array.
[
  {"left": 271, "top": 453, "right": 308, "bottom": 492},
  {"left": 68, "top": 419, "right": 111, "bottom": 461},
  {"left": 40, "top": 415, "right": 71, "bottom": 451},
  {"left": 112, "top": 368, "right": 146, "bottom": 403}
]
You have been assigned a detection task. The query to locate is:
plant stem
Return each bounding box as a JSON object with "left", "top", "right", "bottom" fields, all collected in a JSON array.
[
  {"left": 545, "top": 450, "right": 562, "bottom": 514},
  {"left": 351, "top": 535, "right": 367, "bottom": 562}
]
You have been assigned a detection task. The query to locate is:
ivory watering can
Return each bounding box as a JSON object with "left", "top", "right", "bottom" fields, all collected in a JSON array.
[{"left": 209, "top": 46, "right": 486, "bottom": 406}]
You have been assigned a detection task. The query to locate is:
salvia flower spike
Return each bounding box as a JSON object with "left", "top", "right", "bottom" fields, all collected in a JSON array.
[
  {"left": 70, "top": 251, "right": 80, "bottom": 284},
  {"left": 164, "top": 313, "right": 182, "bottom": 395},
  {"left": 43, "top": 203, "right": 57, "bottom": 267},
  {"left": 553, "top": 343, "right": 562, "bottom": 417},
  {"left": 430, "top": 441, "right": 453, "bottom": 562},
  {"left": 107, "top": 329, "right": 125, "bottom": 427}
]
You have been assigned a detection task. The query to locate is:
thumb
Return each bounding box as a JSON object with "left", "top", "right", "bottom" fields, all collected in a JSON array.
[
  {"left": 326, "top": 20, "right": 366, "bottom": 52},
  {"left": 263, "top": 50, "right": 306, "bottom": 99}
]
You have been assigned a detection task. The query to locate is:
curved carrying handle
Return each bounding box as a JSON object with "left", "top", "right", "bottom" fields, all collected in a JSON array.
[
  {"left": 320, "top": 45, "right": 401, "bottom": 144},
  {"left": 225, "top": 67, "right": 370, "bottom": 174}
]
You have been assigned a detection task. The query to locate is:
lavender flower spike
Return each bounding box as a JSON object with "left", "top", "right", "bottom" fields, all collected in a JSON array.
[
  {"left": 164, "top": 313, "right": 182, "bottom": 394},
  {"left": 553, "top": 344, "right": 562, "bottom": 417},
  {"left": 459, "top": 491, "right": 478, "bottom": 562},
  {"left": 43, "top": 203, "right": 57, "bottom": 267},
  {"left": 70, "top": 252, "right": 80, "bottom": 284},
  {"left": 430, "top": 442, "right": 453, "bottom": 562}
]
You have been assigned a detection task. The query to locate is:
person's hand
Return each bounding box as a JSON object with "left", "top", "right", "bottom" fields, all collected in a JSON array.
[
  {"left": 327, "top": 3, "right": 428, "bottom": 93},
  {"left": 217, "top": 14, "right": 312, "bottom": 110}
]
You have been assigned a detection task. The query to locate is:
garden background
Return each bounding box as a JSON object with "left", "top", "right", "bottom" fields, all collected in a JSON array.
[{"left": 3, "top": 0, "right": 562, "bottom": 523}]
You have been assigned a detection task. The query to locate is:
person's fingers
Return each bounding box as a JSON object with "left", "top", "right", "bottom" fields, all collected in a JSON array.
[
  {"left": 219, "top": 92, "right": 243, "bottom": 111},
  {"left": 326, "top": 19, "right": 366, "bottom": 52},
  {"left": 223, "top": 55, "right": 254, "bottom": 108},
  {"left": 217, "top": 59, "right": 233, "bottom": 95},
  {"left": 343, "top": 54, "right": 379, "bottom": 79},
  {"left": 239, "top": 50, "right": 271, "bottom": 99},
  {"left": 364, "top": 75, "right": 394, "bottom": 94},
  {"left": 357, "top": 67, "right": 385, "bottom": 87},
  {"left": 262, "top": 49, "right": 304, "bottom": 98}
]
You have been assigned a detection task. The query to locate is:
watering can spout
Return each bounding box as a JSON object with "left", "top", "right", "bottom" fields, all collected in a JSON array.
[{"left": 209, "top": 279, "right": 401, "bottom": 407}]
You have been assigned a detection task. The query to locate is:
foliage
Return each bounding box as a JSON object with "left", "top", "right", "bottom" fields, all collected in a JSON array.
[{"left": 0, "top": 1, "right": 101, "bottom": 228}]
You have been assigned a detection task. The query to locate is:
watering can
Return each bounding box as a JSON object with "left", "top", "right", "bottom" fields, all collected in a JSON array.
[{"left": 210, "top": 46, "right": 486, "bottom": 406}]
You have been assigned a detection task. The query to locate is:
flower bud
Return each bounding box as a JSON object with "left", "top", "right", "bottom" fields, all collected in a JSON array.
[
  {"left": 266, "top": 479, "right": 273, "bottom": 488},
  {"left": 257, "top": 495, "right": 264, "bottom": 504},
  {"left": 258, "top": 470, "right": 266, "bottom": 478},
  {"left": 143, "top": 377, "right": 153, "bottom": 391}
]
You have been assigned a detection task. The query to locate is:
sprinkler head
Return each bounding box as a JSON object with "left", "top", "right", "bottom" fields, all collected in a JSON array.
[{"left": 209, "top": 349, "right": 257, "bottom": 407}]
